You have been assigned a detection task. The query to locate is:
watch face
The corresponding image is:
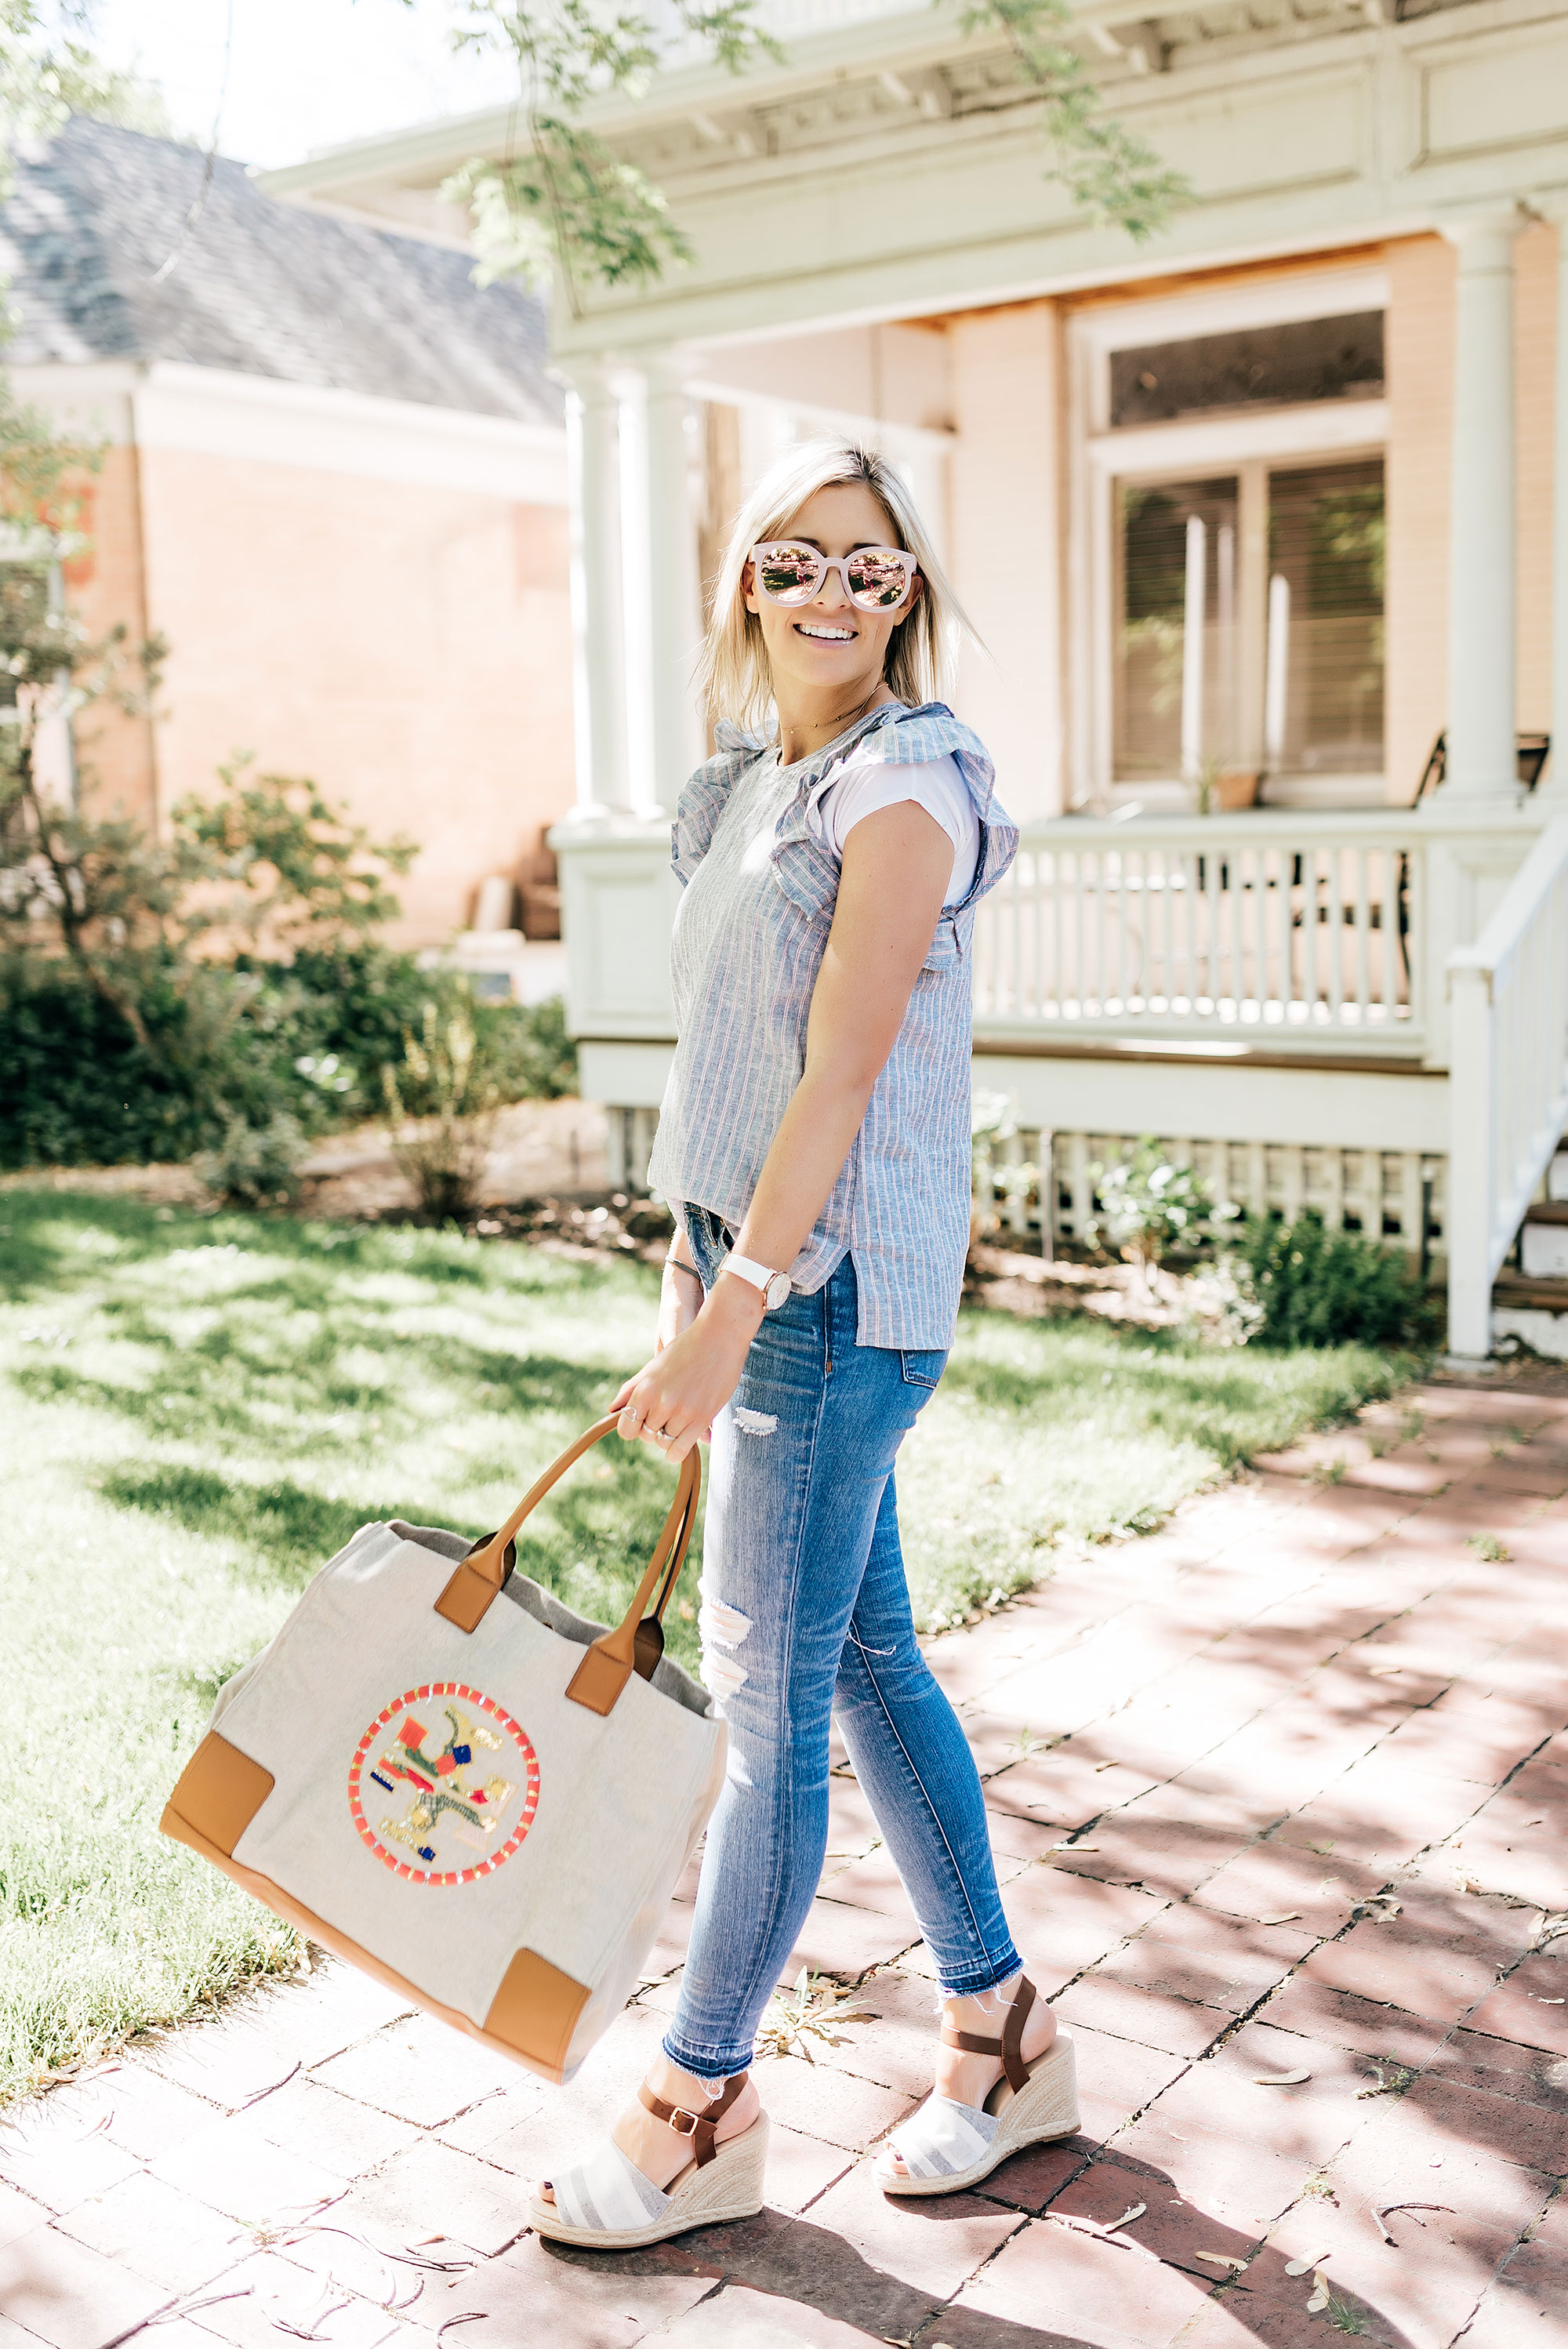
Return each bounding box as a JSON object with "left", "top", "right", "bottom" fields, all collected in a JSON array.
[{"left": 764, "top": 1272, "right": 792, "bottom": 1310}]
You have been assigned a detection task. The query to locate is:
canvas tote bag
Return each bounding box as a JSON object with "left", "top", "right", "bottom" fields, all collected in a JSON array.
[{"left": 161, "top": 1416, "right": 724, "bottom": 2085}]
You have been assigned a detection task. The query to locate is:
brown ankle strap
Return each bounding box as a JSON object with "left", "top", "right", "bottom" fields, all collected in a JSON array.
[
  {"left": 638, "top": 2071, "right": 749, "bottom": 2168},
  {"left": 939, "top": 1976, "right": 1036, "bottom": 2095}
]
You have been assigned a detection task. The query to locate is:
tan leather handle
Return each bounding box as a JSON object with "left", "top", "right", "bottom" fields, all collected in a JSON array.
[
  {"left": 433, "top": 1416, "right": 702, "bottom": 1707},
  {"left": 582, "top": 1443, "right": 702, "bottom": 1676},
  {"left": 463, "top": 1412, "right": 626, "bottom": 1591}
]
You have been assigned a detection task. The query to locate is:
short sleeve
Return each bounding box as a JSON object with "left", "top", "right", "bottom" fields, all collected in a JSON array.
[{"left": 807, "top": 750, "right": 978, "bottom": 905}]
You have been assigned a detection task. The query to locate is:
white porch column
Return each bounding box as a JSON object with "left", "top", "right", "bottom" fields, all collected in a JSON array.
[
  {"left": 1438, "top": 211, "right": 1522, "bottom": 804},
  {"left": 562, "top": 360, "right": 631, "bottom": 815},
  {"left": 620, "top": 354, "right": 705, "bottom": 815}
]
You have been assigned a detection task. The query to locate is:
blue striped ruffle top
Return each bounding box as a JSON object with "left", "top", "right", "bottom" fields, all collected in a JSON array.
[{"left": 645, "top": 699, "right": 1019, "bottom": 1349}]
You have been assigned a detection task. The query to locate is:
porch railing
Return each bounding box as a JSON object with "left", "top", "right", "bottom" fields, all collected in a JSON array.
[
  {"left": 1445, "top": 811, "right": 1568, "bottom": 1357},
  {"left": 972, "top": 811, "right": 1425, "bottom": 1054}
]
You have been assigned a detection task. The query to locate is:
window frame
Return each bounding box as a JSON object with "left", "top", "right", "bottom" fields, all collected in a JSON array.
[{"left": 1065, "top": 266, "right": 1390, "bottom": 810}]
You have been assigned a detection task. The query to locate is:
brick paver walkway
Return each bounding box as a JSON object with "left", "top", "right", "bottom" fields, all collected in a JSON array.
[{"left": 4, "top": 1378, "right": 1567, "bottom": 2349}]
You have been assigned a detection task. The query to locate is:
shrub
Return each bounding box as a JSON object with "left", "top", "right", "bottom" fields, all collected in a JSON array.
[
  {"left": 1087, "top": 1137, "right": 1225, "bottom": 1278},
  {"left": 196, "top": 1112, "right": 308, "bottom": 1208},
  {"left": 1225, "top": 1212, "right": 1436, "bottom": 1350},
  {"left": 0, "top": 764, "right": 579, "bottom": 1172},
  {"left": 0, "top": 959, "right": 204, "bottom": 1167},
  {"left": 480, "top": 988, "right": 578, "bottom": 1101},
  {"left": 971, "top": 1089, "right": 1038, "bottom": 1240},
  {"left": 383, "top": 1004, "right": 496, "bottom": 1219},
  {"left": 0, "top": 387, "right": 578, "bottom": 1176},
  {"left": 0, "top": 954, "right": 579, "bottom": 1174}
]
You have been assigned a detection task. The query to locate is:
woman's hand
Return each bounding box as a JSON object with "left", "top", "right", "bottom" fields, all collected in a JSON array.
[{"left": 612, "top": 1277, "right": 764, "bottom": 1461}]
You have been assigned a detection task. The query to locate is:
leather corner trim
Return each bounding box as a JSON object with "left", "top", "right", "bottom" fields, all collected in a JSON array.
[
  {"left": 435, "top": 1560, "right": 502, "bottom": 1632},
  {"left": 484, "top": 1949, "right": 591, "bottom": 2082},
  {"left": 162, "top": 1731, "right": 274, "bottom": 1858},
  {"left": 157, "top": 1823, "right": 582, "bottom": 2083},
  {"left": 565, "top": 1641, "right": 633, "bottom": 1715}
]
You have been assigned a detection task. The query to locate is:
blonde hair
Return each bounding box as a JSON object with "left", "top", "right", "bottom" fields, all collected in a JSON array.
[{"left": 695, "top": 437, "right": 971, "bottom": 732}]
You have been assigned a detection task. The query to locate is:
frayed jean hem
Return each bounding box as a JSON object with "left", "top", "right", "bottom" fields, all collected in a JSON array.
[
  {"left": 659, "top": 2028, "right": 757, "bottom": 2082},
  {"left": 933, "top": 1946, "right": 1025, "bottom": 1999}
]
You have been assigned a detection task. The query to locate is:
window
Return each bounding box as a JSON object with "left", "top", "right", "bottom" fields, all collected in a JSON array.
[
  {"left": 1116, "top": 475, "right": 1240, "bottom": 784},
  {"left": 1109, "top": 312, "right": 1384, "bottom": 427},
  {"left": 1075, "top": 276, "right": 1390, "bottom": 801},
  {"left": 1112, "top": 456, "right": 1385, "bottom": 786},
  {"left": 1264, "top": 459, "right": 1385, "bottom": 776}
]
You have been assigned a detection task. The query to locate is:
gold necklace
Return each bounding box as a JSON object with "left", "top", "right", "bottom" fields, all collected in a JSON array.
[{"left": 789, "top": 684, "right": 883, "bottom": 762}]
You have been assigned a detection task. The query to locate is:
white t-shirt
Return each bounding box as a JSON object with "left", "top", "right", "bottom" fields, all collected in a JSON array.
[{"left": 805, "top": 746, "right": 980, "bottom": 908}]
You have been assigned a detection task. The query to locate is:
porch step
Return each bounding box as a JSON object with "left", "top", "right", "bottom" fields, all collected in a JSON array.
[
  {"left": 1521, "top": 1188, "right": 1568, "bottom": 1279},
  {"left": 1484, "top": 1138, "right": 1568, "bottom": 1359},
  {"left": 1494, "top": 1269, "right": 1568, "bottom": 1311},
  {"left": 1493, "top": 1269, "right": 1568, "bottom": 1363}
]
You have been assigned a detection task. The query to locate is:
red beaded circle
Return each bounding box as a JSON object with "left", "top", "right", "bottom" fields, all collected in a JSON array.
[{"left": 347, "top": 1681, "right": 540, "bottom": 1887}]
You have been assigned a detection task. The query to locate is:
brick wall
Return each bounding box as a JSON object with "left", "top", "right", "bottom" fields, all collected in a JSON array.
[
  {"left": 1385, "top": 223, "right": 1555, "bottom": 801},
  {"left": 129, "top": 446, "right": 574, "bottom": 949},
  {"left": 60, "top": 446, "right": 161, "bottom": 831},
  {"left": 948, "top": 302, "right": 1064, "bottom": 821},
  {"left": 1516, "top": 218, "right": 1556, "bottom": 742},
  {"left": 1385, "top": 234, "right": 1455, "bottom": 804}
]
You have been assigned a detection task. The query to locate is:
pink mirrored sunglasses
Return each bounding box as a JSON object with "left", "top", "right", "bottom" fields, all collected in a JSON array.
[{"left": 750, "top": 539, "right": 918, "bottom": 614}]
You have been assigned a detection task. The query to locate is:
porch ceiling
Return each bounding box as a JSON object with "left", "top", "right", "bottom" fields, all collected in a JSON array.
[
  {"left": 257, "top": 0, "right": 1488, "bottom": 227},
  {"left": 258, "top": 0, "right": 1557, "bottom": 355}
]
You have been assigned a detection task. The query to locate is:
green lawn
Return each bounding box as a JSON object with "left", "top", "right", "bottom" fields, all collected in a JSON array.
[{"left": 0, "top": 1190, "right": 1418, "bottom": 2103}]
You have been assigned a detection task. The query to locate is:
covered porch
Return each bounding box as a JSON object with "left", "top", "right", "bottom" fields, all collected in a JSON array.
[
  {"left": 261, "top": 0, "right": 1568, "bottom": 1355},
  {"left": 546, "top": 201, "right": 1568, "bottom": 1355}
]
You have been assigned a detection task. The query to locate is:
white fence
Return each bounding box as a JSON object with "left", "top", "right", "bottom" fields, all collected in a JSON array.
[
  {"left": 1446, "top": 812, "right": 1568, "bottom": 1357},
  {"left": 556, "top": 798, "right": 1560, "bottom": 1344},
  {"left": 973, "top": 1131, "right": 1444, "bottom": 1259},
  {"left": 972, "top": 811, "right": 1425, "bottom": 1052}
]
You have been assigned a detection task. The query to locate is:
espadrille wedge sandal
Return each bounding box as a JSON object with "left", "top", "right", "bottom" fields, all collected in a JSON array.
[
  {"left": 528, "top": 2073, "right": 769, "bottom": 2249},
  {"left": 876, "top": 1977, "right": 1078, "bottom": 2198}
]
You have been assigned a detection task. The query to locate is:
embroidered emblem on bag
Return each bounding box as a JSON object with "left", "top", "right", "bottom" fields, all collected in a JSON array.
[{"left": 348, "top": 1682, "right": 539, "bottom": 1886}]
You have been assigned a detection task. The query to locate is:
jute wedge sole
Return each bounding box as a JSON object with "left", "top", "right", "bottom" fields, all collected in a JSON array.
[
  {"left": 877, "top": 2032, "right": 1079, "bottom": 2198},
  {"left": 527, "top": 2113, "right": 771, "bottom": 2249}
]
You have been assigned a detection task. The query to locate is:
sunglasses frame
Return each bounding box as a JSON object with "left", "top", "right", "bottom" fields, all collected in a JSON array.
[{"left": 749, "top": 540, "right": 919, "bottom": 615}]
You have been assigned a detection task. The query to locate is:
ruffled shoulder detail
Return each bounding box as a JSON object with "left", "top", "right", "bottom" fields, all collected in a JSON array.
[
  {"left": 670, "top": 722, "right": 774, "bottom": 888},
  {"left": 829, "top": 701, "right": 999, "bottom": 821},
  {"left": 768, "top": 702, "right": 1018, "bottom": 964}
]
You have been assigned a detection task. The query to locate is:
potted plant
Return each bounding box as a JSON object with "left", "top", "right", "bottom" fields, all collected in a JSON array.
[{"left": 1191, "top": 753, "right": 1259, "bottom": 812}]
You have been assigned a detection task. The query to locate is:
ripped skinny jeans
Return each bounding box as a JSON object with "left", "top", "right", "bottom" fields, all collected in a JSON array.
[{"left": 661, "top": 1207, "right": 1022, "bottom": 2082}]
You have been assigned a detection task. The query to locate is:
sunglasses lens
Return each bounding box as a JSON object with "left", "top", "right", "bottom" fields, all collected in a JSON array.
[
  {"left": 757, "top": 543, "right": 822, "bottom": 604},
  {"left": 846, "top": 551, "right": 910, "bottom": 609}
]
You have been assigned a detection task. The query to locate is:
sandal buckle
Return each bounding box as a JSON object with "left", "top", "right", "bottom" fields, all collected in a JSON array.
[{"left": 667, "top": 2106, "right": 702, "bottom": 2137}]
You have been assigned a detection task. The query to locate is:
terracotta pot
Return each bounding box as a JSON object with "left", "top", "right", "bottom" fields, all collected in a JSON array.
[{"left": 1215, "top": 769, "right": 1261, "bottom": 811}]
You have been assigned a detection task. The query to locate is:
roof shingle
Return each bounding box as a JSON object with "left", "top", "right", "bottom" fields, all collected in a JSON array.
[{"left": 0, "top": 114, "right": 561, "bottom": 427}]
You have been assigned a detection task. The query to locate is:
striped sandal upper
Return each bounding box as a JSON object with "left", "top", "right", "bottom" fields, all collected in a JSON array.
[
  {"left": 882, "top": 1975, "right": 1044, "bottom": 2184},
  {"left": 545, "top": 2071, "right": 750, "bottom": 2237},
  {"left": 550, "top": 2138, "right": 675, "bottom": 2233},
  {"left": 886, "top": 2092, "right": 1002, "bottom": 2180}
]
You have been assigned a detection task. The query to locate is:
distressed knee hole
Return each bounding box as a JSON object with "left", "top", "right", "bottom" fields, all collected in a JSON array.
[
  {"left": 701, "top": 1652, "right": 750, "bottom": 1701},
  {"left": 732, "top": 1406, "right": 778, "bottom": 1436},
  {"left": 699, "top": 1596, "right": 752, "bottom": 1650},
  {"left": 699, "top": 1594, "right": 753, "bottom": 1699}
]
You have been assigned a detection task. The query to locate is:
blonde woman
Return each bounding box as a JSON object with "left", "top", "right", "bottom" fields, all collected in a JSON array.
[{"left": 530, "top": 441, "right": 1077, "bottom": 2249}]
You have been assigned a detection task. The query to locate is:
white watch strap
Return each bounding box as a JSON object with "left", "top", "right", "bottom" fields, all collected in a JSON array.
[{"left": 724, "top": 1251, "right": 782, "bottom": 1298}]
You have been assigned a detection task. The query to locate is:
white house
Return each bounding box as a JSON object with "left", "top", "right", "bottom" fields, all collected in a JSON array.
[{"left": 263, "top": 0, "right": 1568, "bottom": 1359}]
